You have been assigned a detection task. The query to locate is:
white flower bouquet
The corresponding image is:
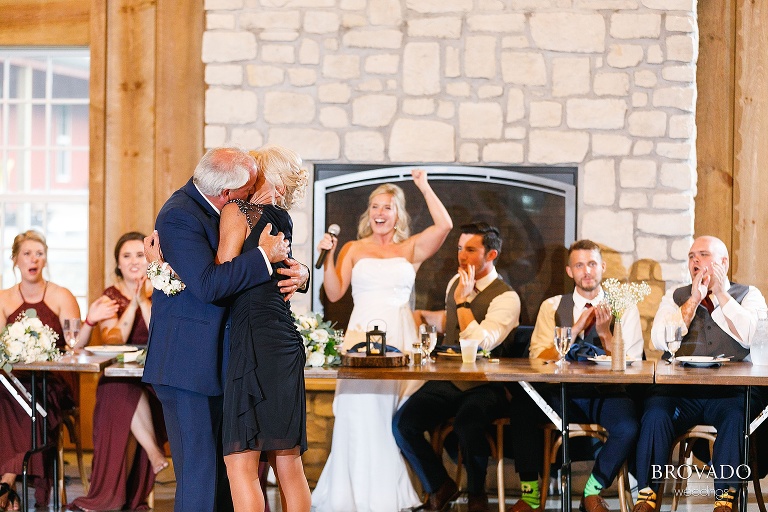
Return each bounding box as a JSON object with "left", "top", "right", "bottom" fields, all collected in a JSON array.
[
  {"left": 147, "top": 260, "right": 186, "bottom": 296},
  {"left": 0, "top": 309, "right": 61, "bottom": 372},
  {"left": 602, "top": 278, "right": 651, "bottom": 319},
  {"left": 293, "top": 312, "right": 342, "bottom": 367}
]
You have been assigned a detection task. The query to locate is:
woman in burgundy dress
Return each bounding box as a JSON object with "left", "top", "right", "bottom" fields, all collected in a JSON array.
[
  {"left": 71, "top": 232, "right": 168, "bottom": 511},
  {"left": 0, "top": 230, "right": 112, "bottom": 510}
]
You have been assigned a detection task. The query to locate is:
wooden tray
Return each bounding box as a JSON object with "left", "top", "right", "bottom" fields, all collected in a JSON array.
[{"left": 341, "top": 353, "right": 409, "bottom": 367}]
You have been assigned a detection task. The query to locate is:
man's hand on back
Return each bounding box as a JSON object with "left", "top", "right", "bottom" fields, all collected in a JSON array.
[
  {"left": 278, "top": 258, "right": 309, "bottom": 301},
  {"left": 259, "top": 223, "right": 290, "bottom": 263}
]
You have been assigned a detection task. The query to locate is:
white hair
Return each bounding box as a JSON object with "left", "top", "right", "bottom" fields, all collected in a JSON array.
[{"left": 193, "top": 147, "right": 253, "bottom": 195}]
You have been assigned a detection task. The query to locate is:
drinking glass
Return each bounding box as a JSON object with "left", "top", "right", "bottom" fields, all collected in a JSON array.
[
  {"left": 62, "top": 318, "right": 81, "bottom": 353},
  {"left": 425, "top": 325, "right": 438, "bottom": 363},
  {"left": 554, "top": 326, "right": 572, "bottom": 366},
  {"left": 333, "top": 329, "right": 345, "bottom": 355},
  {"left": 665, "top": 323, "right": 682, "bottom": 363}
]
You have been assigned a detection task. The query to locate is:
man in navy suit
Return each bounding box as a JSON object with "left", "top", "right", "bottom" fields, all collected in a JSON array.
[{"left": 142, "top": 147, "right": 308, "bottom": 512}]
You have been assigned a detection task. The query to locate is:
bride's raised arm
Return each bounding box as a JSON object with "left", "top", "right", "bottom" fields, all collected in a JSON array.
[{"left": 409, "top": 169, "right": 453, "bottom": 264}]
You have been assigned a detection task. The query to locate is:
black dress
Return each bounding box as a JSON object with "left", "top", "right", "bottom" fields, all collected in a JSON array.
[{"left": 222, "top": 200, "right": 307, "bottom": 455}]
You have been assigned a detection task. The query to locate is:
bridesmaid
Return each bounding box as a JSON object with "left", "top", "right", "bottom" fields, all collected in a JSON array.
[
  {"left": 70, "top": 232, "right": 168, "bottom": 511},
  {"left": 0, "top": 230, "right": 111, "bottom": 509}
]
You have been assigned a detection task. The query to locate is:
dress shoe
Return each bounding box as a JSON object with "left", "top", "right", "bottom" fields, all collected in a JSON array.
[
  {"left": 467, "top": 493, "right": 489, "bottom": 512},
  {"left": 507, "top": 498, "right": 542, "bottom": 512},
  {"left": 424, "top": 478, "right": 459, "bottom": 512},
  {"left": 631, "top": 502, "right": 655, "bottom": 512},
  {"left": 579, "top": 494, "right": 610, "bottom": 512},
  {"left": 632, "top": 501, "right": 656, "bottom": 512}
]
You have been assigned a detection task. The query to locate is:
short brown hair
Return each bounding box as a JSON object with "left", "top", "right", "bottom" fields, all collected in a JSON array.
[{"left": 568, "top": 239, "right": 601, "bottom": 257}]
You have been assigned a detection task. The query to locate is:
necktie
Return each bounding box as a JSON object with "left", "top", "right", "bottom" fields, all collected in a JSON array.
[
  {"left": 582, "top": 303, "right": 595, "bottom": 336},
  {"left": 701, "top": 293, "right": 715, "bottom": 314}
]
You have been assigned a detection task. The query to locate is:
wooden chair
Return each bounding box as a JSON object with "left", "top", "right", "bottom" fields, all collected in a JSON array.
[
  {"left": 662, "top": 425, "right": 766, "bottom": 512},
  {"left": 57, "top": 406, "right": 89, "bottom": 504},
  {"left": 430, "top": 417, "right": 511, "bottom": 512},
  {"left": 541, "top": 423, "right": 633, "bottom": 512}
]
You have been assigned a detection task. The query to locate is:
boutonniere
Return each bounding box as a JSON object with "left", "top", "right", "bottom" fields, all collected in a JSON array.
[{"left": 147, "top": 261, "right": 186, "bottom": 296}]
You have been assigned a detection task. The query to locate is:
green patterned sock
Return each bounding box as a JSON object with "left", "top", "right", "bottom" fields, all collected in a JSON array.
[
  {"left": 520, "top": 480, "right": 540, "bottom": 509},
  {"left": 583, "top": 473, "right": 603, "bottom": 497}
]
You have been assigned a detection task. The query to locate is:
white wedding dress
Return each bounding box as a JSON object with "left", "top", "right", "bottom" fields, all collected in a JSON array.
[{"left": 311, "top": 257, "right": 422, "bottom": 512}]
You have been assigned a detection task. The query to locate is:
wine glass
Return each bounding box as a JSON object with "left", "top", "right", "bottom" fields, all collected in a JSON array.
[
  {"left": 333, "top": 329, "right": 345, "bottom": 355},
  {"left": 62, "top": 318, "right": 81, "bottom": 354},
  {"left": 554, "top": 326, "right": 572, "bottom": 366},
  {"left": 665, "top": 323, "right": 682, "bottom": 363}
]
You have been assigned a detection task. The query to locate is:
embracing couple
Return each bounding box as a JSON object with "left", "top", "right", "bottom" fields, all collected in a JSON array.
[{"left": 142, "top": 146, "right": 312, "bottom": 512}]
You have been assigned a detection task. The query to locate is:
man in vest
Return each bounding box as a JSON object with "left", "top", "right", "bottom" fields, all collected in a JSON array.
[
  {"left": 632, "top": 236, "right": 767, "bottom": 512},
  {"left": 511, "top": 239, "right": 643, "bottom": 512},
  {"left": 392, "top": 222, "right": 521, "bottom": 512}
]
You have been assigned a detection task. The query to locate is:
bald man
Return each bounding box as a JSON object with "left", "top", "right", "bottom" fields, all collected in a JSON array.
[{"left": 632, "top": 236, "right": 767, "bottom": 512}]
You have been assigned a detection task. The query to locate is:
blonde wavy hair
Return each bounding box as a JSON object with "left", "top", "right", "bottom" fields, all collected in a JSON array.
[
  {"left": 12, "top": 230, "right": 48, "bottom": 263},
  {"left": 357, "top": 183, "right": 410, "bottom": 243},
  {"left": 250, "top": 145, "right": 308, "bottom": 210}
]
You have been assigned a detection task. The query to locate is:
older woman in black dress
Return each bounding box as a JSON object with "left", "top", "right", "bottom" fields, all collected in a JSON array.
[{"left": 217, "top": 145, "right": 310, "bottom": 512}]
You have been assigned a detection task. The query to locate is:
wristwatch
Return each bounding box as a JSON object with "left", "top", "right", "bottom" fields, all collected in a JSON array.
[{"left": 457, "top": 301, "right": 472, "bottom": 309}]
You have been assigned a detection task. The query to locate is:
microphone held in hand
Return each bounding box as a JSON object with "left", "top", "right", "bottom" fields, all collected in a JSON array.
[{"left": 315, "top": 224, "right": 341, "bottom": 269}]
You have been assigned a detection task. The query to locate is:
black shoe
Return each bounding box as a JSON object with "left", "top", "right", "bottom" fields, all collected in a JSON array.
[{"left": 424, "top": 479, "right": 459, "bottom": 511}]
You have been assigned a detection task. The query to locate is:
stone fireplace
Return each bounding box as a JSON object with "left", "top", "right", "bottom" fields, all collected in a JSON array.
[{"left": 202, "top": 0, "right": 697, "bottom": 319}]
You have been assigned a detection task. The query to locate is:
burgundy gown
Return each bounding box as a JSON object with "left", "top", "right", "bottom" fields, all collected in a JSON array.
[
  {"left": 70, "top": 286, "right": 167, "bottom": 511},
  {"left": 0, "top": 285, "right": 73, "bottom": 507}
]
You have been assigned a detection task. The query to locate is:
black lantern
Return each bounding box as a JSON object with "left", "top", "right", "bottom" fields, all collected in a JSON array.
[{"left": 366, "top": 325, "right": 387, "bottom": 356}]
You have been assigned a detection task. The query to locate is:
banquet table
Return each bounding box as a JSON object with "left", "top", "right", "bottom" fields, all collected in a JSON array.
[
  {"left": 654, "top": 360, "right": 768, "bottom": 511},
  {"left": 5, "top": 353, "right": 116, "bottom": 511},
  {"left": 107, "top": 357, "right": 655, "bottom": 512}
]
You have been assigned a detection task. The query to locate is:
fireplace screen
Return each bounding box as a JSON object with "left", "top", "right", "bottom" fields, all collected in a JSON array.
[{"left": 313, "top": 165, "right": 576, "bottom": 328}]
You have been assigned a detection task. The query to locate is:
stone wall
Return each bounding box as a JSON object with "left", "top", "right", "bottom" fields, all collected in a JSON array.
[{"left": 202, "top": 1, "right": 698, "bottom": 328}]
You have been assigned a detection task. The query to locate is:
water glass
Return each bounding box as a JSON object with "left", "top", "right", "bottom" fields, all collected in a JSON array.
[
  {"left": 459, "top": 338, "right": 480, "bottom": 363},
  {"left": 62, "top": 318, "right": 81, "bottom": 353},
  {"left": 664, "top": 323, "right": 682, "bottom": 363},
  {"left": 425, "top": 325, "right": 438, "bottom": 363},
  {"left": 554, "top": 326, "right": 572, "bottom": 366}
]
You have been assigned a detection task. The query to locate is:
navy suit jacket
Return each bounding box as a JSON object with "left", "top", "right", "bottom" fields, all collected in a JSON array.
[{"left": 142, "top": 178, "right": 272, "bottom": 396}]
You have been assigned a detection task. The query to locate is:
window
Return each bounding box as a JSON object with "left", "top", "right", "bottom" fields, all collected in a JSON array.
[{"left": 0, "top": 49, "right": 90, "bottom": 311}]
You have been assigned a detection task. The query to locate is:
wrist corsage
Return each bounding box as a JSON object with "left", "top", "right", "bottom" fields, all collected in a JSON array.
[{"left": 147, "top": 261, "right": 186, "bottom": 296}]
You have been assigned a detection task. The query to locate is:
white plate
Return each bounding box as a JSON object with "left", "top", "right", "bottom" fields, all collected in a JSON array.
[
  {"left": 587, "top": 356, "right": 636, "bottom": 366},
  {"left": 676, "top": 356, "right": 729, "bottom": 367},
  {"left": 85, "top": 345, "right": 139, "bottom": 356}
]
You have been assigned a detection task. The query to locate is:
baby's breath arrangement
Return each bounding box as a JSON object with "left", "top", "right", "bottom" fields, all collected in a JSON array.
[{"left": 602, "top": 278, "right": 651, "bottom": 319}]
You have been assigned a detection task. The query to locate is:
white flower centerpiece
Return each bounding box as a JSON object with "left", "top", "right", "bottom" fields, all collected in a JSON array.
[
  {"left": 293, "top": 312, "right": 342, "bottom": 367},
  {"left": 602, "top": 278, "right": 651, "bottom": 371},
  {"left": 0, "top": 309, "right": 61, "bottom": 372},
  {"left": 147, "top": 260, "right": 186, "bottom": 296}
]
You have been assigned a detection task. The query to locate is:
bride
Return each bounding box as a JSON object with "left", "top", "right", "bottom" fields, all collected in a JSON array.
[{"left": 311, "top": 170, "right": 452, "bottom": 512}]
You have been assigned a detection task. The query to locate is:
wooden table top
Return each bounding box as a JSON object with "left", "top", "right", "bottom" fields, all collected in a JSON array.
[
  {"left": 12, "top": 353, "right": 117, "bottom": 373},
  {"left": 105, "top": 358, "right": 654, "bottom": 382},
  {"left": 655, "top": 360, "right": 768, "bottom": 386}
]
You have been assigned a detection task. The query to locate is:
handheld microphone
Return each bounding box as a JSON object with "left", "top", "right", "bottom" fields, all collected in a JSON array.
[{"left": 315, "top": 224, "right": 341, "bottom": 269}]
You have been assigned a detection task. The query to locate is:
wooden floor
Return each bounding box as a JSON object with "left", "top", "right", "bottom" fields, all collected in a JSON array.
[{"left": 17, "top": 452, "right": 767, "bottom": 511}]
